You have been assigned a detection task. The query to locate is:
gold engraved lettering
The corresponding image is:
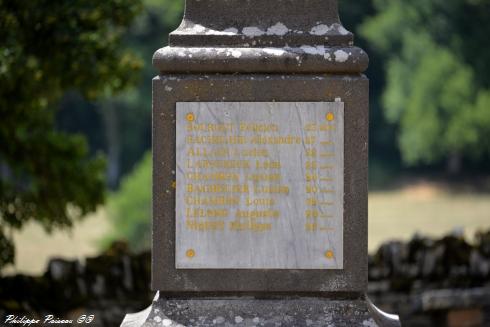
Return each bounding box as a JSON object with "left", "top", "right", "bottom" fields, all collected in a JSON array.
[
  {"left": 254, "top": 185, "right": 289, "bottom": 194},
  {"left": 239, "top": 123, "right": 279, "bottom": 133},
  {"left": 305, "top": 222, "right": 317, "bottom": 231},
  {"left": 245, "top": 197, "right": 276, "bottom": 206},
  {"left": 186, "top": 207, "right": 229, "bottom": 218},
  {"left": 187, "top": 184, "right": 249, "bottom": 193},
  {"left": 187, "top": 160, "right": 250, "bottom": 169},
  {"left": 186, "top": 135, "right": 246, "bottom": 144},
  {"left": 185, "top": 196, "right": 239, "bottom": 206},
  {"left": 306, "top": 198, "right": 317, "bottom": 206},
  {"left": 186, "top": 219, "right": 225, "bottom": 231},
  {"left": 306, "top": 185, "right": 318, "bottom": 193},
  {"left": 305, "top": 136, "right": 316, "bottom": 144},
  {"left": 187, "top": 123, "right": 233, "bottom": 133},
  {"left": 187, "top": 147, "right": 230, "bottom": 157},
  {"left": 320, "top": 152, "right": 335, "bottom": 158},
  {"left": 306, "top": 173, "right": 318, "bottom": 182},
  {"left": 304, "top": 122, "right": 338, "bottom": 132},
  {"left": 306, "top": 149, "right": 317, "bottom": 157},
  {"left": 229, "top": 221, "right": 272, "bottom": 232},
  {"left": 236, "top": 209, "right": 279, "bottom": 218},
  {"left": 306, "top": 161, "right": 317, "bottom": 170},
  {"left": 320, "top": 124, "right": 336, "bottom": 131},
  {"left": 250, "top": 135, "right": 301, "bottom": 145},
  {"left": 306, "top": 210, "right": 319, "bottom": 218},
  {"left": 186, "top": 172, "right": 239, "bottom": 182}
]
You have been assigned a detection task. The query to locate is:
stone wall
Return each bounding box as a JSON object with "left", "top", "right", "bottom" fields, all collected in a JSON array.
[
  {"left": 0, "top": 242, "right": 152, "bottom": 326},
  {"left": 1, "top": 232, "right": 489, "bottom": 326},
  {"left": 369, "top": 230, "right": 490, "bottom": 326}
]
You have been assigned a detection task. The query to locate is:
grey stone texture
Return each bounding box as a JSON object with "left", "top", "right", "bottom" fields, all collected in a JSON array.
[
  {"left": 153, "top": 46, "right": 368, "bottom": 74},
  {"left": 122, "top": 292, "right": 402, "bottom": 327},
  {"left": 168, "top": 0, "right": 349, "bottom": 47},
  {"left": 152, "top": 74, "right": 368, "bottom": 293},
  {"left": 152, "top": 0, "right": 368, "bottom": 74},
  {"left": 151, "top": 0, "right": 370, "bottom": 295}
]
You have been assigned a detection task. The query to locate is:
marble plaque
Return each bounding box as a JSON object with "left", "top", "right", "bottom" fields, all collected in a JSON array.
[{"left": 175, "top": 102, "right": 344, "bottom": 269}]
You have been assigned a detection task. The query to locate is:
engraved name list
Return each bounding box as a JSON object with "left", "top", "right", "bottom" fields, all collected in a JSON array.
[{"left": 175, "top": 102, "right": 344, "bottom": 269}]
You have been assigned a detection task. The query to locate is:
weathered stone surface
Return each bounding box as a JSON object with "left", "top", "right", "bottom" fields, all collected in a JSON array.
[
  {"left": 152, "top": 0, "right": 368, "bottom": 74},
  {"left": 121, "top": 292, "right": 395, "bottom": 327},
  {"left": 152, "top": 46, "right": 369, "bottom": 74},
  {"left": 151, "top": 0, "right": 369, "bottom": 296},
  {"left": 175, "top": 102, "right": 344, "bottom": 270},
  {"left": 152, "top": 74, "right": 368, "bottom": 293},
  {"left": 168, "top": 0, "right": 350, "bottom": 48}
]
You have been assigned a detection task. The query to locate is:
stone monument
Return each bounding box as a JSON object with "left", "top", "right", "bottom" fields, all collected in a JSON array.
[{"left": 122, "top": 0, "right": 401, "bottom": 325}]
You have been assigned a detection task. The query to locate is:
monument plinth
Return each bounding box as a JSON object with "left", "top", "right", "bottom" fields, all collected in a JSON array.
[{"left": 122, "top": 0, "right": 401, "bottom": 325}]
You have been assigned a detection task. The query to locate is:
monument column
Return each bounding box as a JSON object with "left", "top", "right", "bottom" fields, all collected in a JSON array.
[{"left": 123, "top": 0, "right": 401, "bottom": 325}]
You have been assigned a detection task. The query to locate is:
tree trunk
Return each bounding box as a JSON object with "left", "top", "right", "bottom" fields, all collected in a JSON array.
[
  {"left": 447, "top": 152, "right": 462, "bottom": 175},
  {"left": 101, "top": 101, "right": 120, "bottom": 189}
]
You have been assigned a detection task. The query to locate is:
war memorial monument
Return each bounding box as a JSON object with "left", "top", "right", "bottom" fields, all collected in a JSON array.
[{"left": 123, "top": 0, "right": 401, "bottom": 325}]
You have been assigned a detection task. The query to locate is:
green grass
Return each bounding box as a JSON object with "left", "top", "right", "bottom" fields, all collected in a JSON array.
[
  {"left": 369, "top": 184, "right": 490, "bottom": 252},
  {"left": 3, "top": 209, "right": 110, "bottom": 275}
]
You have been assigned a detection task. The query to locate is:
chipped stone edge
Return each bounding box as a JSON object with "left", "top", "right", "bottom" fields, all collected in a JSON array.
[
  {"left": 152, "top": 46, "right": 368, "bottom": 74},
  {"left": 172, "top": 21, "right": 352, "bottom": 38}
]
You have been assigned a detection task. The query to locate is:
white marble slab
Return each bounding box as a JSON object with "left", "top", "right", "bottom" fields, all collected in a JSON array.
[{"left": 175, "top": 102, "right": 344, "bottom": 269}]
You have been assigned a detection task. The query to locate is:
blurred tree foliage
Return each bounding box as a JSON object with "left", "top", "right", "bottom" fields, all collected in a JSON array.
[
  {"left": 103, "top": 0, "right": 184, "bottom": 249},
  {"left": 108, "top": 0, "right": 183, "bottom": 181},
  {"left": 105, "top": 153, "right": 152, "bottom": 251},
  {"left": 56, "top": 0, "right": 184, "bottom": 188},
  {"left": 0, "top": 0, "right": 143, "bottom": 269},
  {"left": 361, "top": 0, "right": 490, "bottom": 172},
  {"left": 339, "top": 1, "right": 401, "bottom": 187}
]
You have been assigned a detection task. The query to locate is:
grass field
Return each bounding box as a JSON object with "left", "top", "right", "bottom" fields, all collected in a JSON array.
[
  {"left": 369, "top": 182, "right": 490, "bottom": 252},
  {"left": 3, "top": 209, "right": 111, "bottom": 276},
  {"left": 4, "top": 182, "right": 490, "bottom": 275}
]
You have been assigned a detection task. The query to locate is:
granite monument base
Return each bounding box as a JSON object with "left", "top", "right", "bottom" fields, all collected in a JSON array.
[{"left": 121, "top": 292, "right": 400, "bottom": 327}]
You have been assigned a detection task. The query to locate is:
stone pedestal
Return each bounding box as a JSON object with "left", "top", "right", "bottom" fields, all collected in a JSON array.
[
  {"left": 123, "top": 0, "right": 401, "bottom": 325},
  {"left": 122, "top": 292, "right": 400, "bottom": 327}
]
